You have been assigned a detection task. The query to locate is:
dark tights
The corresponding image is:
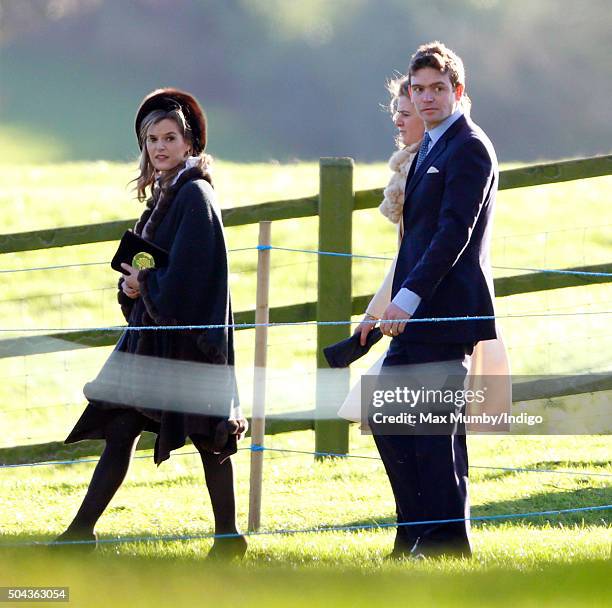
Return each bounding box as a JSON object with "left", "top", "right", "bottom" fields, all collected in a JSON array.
[{"left": 63, "top": 411, "right": 239, "bottom": 537}]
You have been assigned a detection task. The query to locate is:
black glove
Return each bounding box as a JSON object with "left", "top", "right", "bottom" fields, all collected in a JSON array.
[{"left": 323, "top": 328, "right": 383, "bottom": 368}]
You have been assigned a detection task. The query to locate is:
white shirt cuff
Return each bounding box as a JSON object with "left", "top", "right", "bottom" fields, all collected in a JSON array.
[{"left": 391, "top": 288, "right": 422, "bottom": 315}]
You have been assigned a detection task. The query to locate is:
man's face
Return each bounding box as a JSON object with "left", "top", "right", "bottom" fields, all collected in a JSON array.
[{"left": 409, "top": 67, "right": 464, "bottom": 129}]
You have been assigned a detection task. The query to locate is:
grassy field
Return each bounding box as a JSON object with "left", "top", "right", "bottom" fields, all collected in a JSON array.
[
  {"left": 1, "top": 553, "right": 609, "bottom": 607},
  {"left": 0, "top": 160, "right": 610, "bottom": 606},
  {"left": 0, "top": 430, "right": 610, "bottom": 606}
]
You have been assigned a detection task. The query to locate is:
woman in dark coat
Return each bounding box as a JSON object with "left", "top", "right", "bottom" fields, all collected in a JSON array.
[{"left": 55, "top": 88, "right": 247, "bottom": 559}]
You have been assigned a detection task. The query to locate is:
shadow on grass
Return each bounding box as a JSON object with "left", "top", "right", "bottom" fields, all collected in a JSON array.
[
  {"left": 3, "top": 485, "right": 608, "bottom": 554},
  {"left": 472, "top": 486, "right": 611, "bottom": 527},
  {"left": 473, "top": 459, "right": 612, "bottom": 481},
  {"left": 333, "top": 486, "right": 611, "bottom": 532},
  {"left": 0, "top": 434, "right": 158, "bottom": 465},
  {"left": 0, "top": 488, "right": 612, "bottom": 556}
]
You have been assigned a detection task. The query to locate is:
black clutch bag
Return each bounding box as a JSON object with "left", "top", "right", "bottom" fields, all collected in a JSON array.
[
  {"left": 111, "top": 230, "right": 169, "bottom": 273},
  {"left": 323, "top": 327, "right": 384, "bottom": 368}
]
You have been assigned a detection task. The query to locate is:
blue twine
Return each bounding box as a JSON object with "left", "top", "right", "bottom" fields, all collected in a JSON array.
[
  {"left": 0, "top": 452, "right": 174, "bottom": 469},
  {"left": 1, "top": 310, "right": 611, "bottom": 334},
  {"left": 257, "top": 245, "right": 392, "bottom": 261},
  {"left": 0, "top": 247, "right": 260, "bottom": 275},
  {"left": 492, "top": 265, "right": 612, "bottom": 278},
  {"left": 3, "top": 444, "right": 610, "bottom": 478},
  {"left": 258, "top": 245, "right": 612, "bottom": 278},
  {"left": 254, "top": 447, "right": 612, "bottom": 477},
  {"left": 0, "top": 262, "right": 109, "bottom": 274},
  {"left": 468, "top": 464, "right": 612, "bottom": 477},
  {"left": 2, "top": 244, "right": 609, "bottom": 278},
  {"left": 228, "top": 247, "right": 260, "bottom": 253},
  {"left": 5, "top": 504, "right": 611, "bottom": 549}
]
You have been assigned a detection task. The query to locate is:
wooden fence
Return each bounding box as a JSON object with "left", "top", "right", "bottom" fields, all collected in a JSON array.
[{"left": 1, "top": 154, "right": 611, "bottom": 458}]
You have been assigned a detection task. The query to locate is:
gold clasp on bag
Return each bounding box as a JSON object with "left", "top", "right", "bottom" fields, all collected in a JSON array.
[{"left": 132, "top": 252, "right": 156, "bottom": 270}]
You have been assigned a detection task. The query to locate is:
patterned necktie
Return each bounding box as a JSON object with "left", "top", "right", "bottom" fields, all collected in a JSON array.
[{"left": 414, "top": 132, "right": 431, "bottom": 170}]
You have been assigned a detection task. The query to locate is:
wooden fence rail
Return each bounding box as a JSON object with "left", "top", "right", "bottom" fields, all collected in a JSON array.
[{"left": 1, "top": 155, "right": 610, "bottom": 255}]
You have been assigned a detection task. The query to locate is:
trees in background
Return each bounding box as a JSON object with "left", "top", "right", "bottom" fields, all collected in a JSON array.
[{"left": 1, "top": 0, "right": 610, "bottom": 162}]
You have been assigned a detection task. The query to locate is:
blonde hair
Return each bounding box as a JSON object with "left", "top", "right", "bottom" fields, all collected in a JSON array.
[{"left": 386, "top": 74, "right": 411, "bottom": 112}]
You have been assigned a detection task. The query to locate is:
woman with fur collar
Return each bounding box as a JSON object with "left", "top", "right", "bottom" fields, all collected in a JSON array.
[
  {"left": 336, "top": 77, "right": 421, "bottom": 424},
  {"left": 56, "top": 88, "right": 248, "bottom": 559},
  {"left": 360, "top": 76, "right": 425, "bottom": 335}
]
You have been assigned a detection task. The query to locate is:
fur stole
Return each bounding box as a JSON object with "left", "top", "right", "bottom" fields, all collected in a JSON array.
[
  {"left": 378, "top": 141, "right": 420, "bottom": 224},
  {"left": 134, "top": 165, "right": 210, "bottom": 241},
  {"left": 117, "top": 166, "right": 210, "bottom": 322}
]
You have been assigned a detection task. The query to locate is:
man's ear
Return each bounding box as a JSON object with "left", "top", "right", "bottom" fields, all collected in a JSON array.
[{"left": 454, "top": 83, "right": 465, "bottom": 102}]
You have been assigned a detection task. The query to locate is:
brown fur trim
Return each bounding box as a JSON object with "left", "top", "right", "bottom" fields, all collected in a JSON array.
[
  {"left": 137, "top": 166, "right": 209, "bottom": 241},
  {"left": 137, "top": 268, "right": 178, "bottom": 326},
  {"left": 195, "top": 332, "right": 228, "bottom": 364},
  {"left": 134, "top": 167, "right": 214, "bottom": 330},
  {"left": 133, "top": 198, "right": 156, "bottom": 236}
]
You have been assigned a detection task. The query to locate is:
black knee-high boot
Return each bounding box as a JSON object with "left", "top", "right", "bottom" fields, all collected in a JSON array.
[
  {"left": 54, "top": 411, "right": 143, "bottom": 546},
  {"left": 199, "top": 450, "right": 247, "bottom": 560}
]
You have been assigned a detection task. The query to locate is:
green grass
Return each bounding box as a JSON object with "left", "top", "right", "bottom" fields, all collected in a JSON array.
[
  {"left": 0, "top": 160, "right": 610, "bottom": 605},
  {"left": 1, "top": 554, "right": 609, "bottom": 607},
  {"left": 1, "top": 429, "right": 611, "bottom": 558},
  {"left": 0, "top": 430, "right": 610, "bottom": 606}
]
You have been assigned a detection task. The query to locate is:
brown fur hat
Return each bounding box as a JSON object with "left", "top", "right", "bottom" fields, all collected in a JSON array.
[{"left": 135, "top": 87, "right": 207, "bottom": 154}]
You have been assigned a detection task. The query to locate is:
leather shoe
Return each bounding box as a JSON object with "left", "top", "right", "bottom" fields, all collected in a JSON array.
[
  {"left": 410, "top": 542, "right": 471, "bottom": 559},
  {"left": 383, "top": 548, "right": 426, "bottom": 561},
  {"left": 49, "top": 529, "right": 98, "bottom": 552},
  {"left": 206, "top": 535, "right": 248, "bottom": 561}
]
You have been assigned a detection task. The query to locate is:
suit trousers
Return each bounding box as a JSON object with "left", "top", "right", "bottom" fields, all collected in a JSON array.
[{"left": 371, "top": 355, "right": 472, "bottom": 557}]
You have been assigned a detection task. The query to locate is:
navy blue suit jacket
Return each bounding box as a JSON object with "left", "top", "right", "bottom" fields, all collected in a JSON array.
[{"left": 391, "top": 114, "right": 498, "bottom": 344}]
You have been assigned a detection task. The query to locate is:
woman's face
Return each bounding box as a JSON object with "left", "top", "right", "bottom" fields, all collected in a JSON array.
[
  {"left": 145, "top": 118, "right": 191, "bottom": 173},
  {"left": 393, "top": 95, "right": 424, "bottom": 147}
]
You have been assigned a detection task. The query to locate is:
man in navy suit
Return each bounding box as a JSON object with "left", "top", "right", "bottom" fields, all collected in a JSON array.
[{"left": 371, "top": 41, "right": 499, "bottom": 558}]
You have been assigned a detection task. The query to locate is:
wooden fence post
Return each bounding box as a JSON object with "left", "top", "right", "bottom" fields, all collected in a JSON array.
[
  {"left": 315, "top": 157, "right": 353, "bottom": 457},
  {"left": 248, "top": 221, "right": 271, "bottom": 531}
]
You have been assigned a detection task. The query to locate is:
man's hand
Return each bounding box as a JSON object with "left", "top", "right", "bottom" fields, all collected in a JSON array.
[
  {"left": 380, "top": 302, "right": 411, "bottom": 337},
  {"left": 121, "top": 263, "right": 140, "bottom": 299},
  {"left": 355, "top": 313, "right": 378, "bottom": 346}
]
